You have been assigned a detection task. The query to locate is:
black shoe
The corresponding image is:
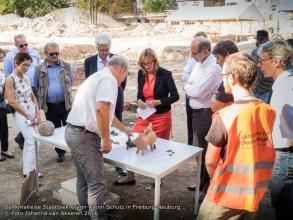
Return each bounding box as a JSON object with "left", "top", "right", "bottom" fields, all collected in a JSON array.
[
  {"left": 116, "top": 168, "right": 127, "bottom": 176},
  {"left": 0, "top": 155, "right": 7, "bottom": 161},
  {"left": 57, "top": 154, "right": 65, "bottom": 162},
  {"left": 187, "top": 185, "right": 196, "bottom": 192},
  {"left": 113, "top": 180, "right": 136, "bottom": 186},
  {"left": 1, "top": 151, "right": 15, "bottom": 158}
]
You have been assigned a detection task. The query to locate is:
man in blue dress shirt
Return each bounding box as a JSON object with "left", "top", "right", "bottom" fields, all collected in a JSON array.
[{"left": 35, "top": 42, "right": 73, "bottom": 162}]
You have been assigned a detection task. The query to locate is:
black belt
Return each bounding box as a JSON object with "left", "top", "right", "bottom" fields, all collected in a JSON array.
[
  {"left": 67, "top": 123, "right": 97, "bottom": 135},
  {"left": 47, "top": 102, "right": 65, "bottom": 106},
  {"left": 193, "top": 108, "right": 211, "bottom": 112},
  {"left": 276, "top": 146, "right": 293, "bottom": 153}
]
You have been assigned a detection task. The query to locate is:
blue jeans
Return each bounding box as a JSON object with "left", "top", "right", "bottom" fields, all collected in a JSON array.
[
  {"left": 253, "top": 91, "right": 272, "bottom": 104},
  {"left": 269, "top": 150, "right": 293, "bottom": 219}
]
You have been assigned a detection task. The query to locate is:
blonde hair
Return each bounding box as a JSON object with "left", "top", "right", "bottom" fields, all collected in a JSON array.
[
  {"left": 138, "top": 48, "right": 159, "bottom": 72},
  {"left": 225, "top": 53, "right": 258, "bottom": 89}
]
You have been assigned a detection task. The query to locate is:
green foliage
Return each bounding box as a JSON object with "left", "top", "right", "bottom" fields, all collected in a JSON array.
[
  {"left": 0, "top": 0, "right": 69, "bottom": 18},
  {"left": 0, "top": 0, "right": 14, "bottom": 14},
  {"left": 143, "top": 0, "right": 176, "bottom": 13},
  {"left": 76, "top": 0, "right": 133, "bottom": 15}
]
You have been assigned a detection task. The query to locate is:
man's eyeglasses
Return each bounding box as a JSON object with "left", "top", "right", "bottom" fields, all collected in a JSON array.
[
  {"left": 19, "top": 43, "right": 28, "bottom": 48},
  {"left": 98, "top": 48, "right": 110, "bottom": 53},
  {"left": 191, "top": 50, "right": 202, "bottom": 56},
  {"left": 49, "top": 52, "right": 60, "bottom": 57}
]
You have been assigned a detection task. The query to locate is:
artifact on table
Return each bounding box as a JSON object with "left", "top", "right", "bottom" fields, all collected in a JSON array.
[
  {"left": 37, "top": 120, "right": 55, "bottom": 136},
  {"left": 134, "top": 123, "right": 157, "bottom": 155}
]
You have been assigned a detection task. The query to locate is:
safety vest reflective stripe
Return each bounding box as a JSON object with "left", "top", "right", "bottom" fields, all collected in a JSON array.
[
  {"left": 209, "top": 180, "right": 270, "bottom": 195},
  {"left": 214, "top": 161, "right": 275, "bottom": 176}
]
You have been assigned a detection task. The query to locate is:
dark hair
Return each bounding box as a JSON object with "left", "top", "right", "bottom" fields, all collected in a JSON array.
[
  {"left": 212, "top": 40, "right": 239, "bottom": 57},
  {"left": 0, "top": 48, "right": 5, "bottom": 56},
  {"left": 194, "top": 31, "right": 207, "bottom": 38},
  {"left": 256, "top": 30, "right": 269, "bottom": 41},
  {"left": 14, "top": 52, "right": 32, "bottom": 65}
]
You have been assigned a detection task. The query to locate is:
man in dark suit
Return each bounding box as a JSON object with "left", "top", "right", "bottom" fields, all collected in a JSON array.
[{"left": 84, "top": 33, "right": 127, "bottom": 175}]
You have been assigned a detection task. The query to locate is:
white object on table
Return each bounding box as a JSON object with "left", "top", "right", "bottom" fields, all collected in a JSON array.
[{"left": 137, "top": 107, "right": 156, "bottom": 120}]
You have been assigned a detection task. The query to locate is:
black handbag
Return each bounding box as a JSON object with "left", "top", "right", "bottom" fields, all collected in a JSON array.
[
  {"left": 0, "top": 78, "right": 15, "bottom": 114},
  {"left": 0, "top": 98, "right": 15, "bottom": 114}
]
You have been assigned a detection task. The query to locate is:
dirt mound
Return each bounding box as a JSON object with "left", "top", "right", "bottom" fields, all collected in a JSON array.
[
  {"left": 0, "top": 7, "right": 125, "bottom": 38},
  {"left": 161, "top": 46, "right": 190, "bottom": 60},
  {"left": 127, "top": 23, "right": 161, "bottom": 37}
]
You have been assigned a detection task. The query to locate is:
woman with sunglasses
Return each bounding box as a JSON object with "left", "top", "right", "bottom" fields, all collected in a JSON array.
[
  {"left": 5, "top": 52, "right": 42, "bottom": 177},
  {"left": 114, "top": 48, "right": 179, "bottom": 185}
]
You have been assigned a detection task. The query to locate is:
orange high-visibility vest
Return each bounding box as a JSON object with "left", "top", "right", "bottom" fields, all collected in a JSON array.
[{"left": 207, "top": 100, "right": 276, "bottom": 212}]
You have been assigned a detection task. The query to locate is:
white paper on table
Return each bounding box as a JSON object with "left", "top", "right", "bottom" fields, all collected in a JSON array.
[{"left": 137, "top": 107, "right": 156, "bottom": 120}]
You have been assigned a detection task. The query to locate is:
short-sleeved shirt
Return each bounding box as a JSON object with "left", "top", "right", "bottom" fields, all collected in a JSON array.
[
  {"left": 66, "top": 67, "right": 118, "bottom": 134},
  {"left": 215, "top": 82, "right": 234, "bottom": 103}
]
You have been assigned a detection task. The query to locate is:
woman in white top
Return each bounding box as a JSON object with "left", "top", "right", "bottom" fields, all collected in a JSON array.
[{"left": 5, "top": 52, "right": 41, "bottom": 177}]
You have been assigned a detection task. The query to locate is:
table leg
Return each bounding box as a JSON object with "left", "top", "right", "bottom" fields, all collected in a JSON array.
[
  {"left": 194, "top": 152, "right": 202, "bottom": 215},
  {"left": 35, "top": 140, "right": 39, "bottom": 197},
  {"left": 154, "top": 178, "right": 161, "bottom": 220}
]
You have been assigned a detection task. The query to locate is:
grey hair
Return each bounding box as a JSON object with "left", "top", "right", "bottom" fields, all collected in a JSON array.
[
  {"left": 95, "top": 32, "right": 111, "bottom": 46},
  {"left": 108, "top": 55, "right": 129, "bottom": 70},
  {"left": 14, "top": 34, "right": 26, "bottom": 43},
  {"left": 193, "top": 36, "right": 211, "bottom": 52},
  {"left": 258, "top": 40, "right": 292, "bottom": 69},
  {"left": 44, "top": 42, "right": 59, "bottom": 54}
]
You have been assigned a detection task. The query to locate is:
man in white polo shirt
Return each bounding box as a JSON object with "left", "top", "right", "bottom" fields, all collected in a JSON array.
[
  {"left": 65, "top": 55, "right": 130, "bottom": 220},
  {"left": 258, "top": 40, "right": 293, "bottom": 219}
]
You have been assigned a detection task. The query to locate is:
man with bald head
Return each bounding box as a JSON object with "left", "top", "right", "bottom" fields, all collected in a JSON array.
[{"left": 184, "top": 36, "right": 222, "bottom": 198}]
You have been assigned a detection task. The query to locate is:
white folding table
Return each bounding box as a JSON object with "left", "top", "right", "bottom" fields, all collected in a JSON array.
[{"left": 34, "top": 127, "right": 202, "bottom": 220}]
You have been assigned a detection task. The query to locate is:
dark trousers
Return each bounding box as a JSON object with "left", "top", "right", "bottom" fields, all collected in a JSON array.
[
  {"left": 192, "top": 108, "right": 212, "bottom": 192},
  {"left": 0, "top": 108, "right": 8, "bottom": 151},
  {"left": 186, "top": 96, "right": 193, "bottom": 145},
  {"left": 45, "top": 102, "right": 70, "bottom": 155}
]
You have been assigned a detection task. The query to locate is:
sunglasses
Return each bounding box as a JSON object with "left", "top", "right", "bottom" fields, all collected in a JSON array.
[
  {"left": 19, "top": 43, "right": 28, "bottom": 48},
  {"left": 49, "top": 52, "right": 60, "bottom": 57}
]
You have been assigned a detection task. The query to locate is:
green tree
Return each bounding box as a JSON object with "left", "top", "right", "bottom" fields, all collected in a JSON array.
[
  {"left": 143, "top": 0, "right": 176, "bottom": 13},
  {"left": 76, "top": 0, "right": 132, "bottom": 15},
  {"left": 0, "top": 0, "right": 68, "bottom": 18},
  {"left": 0, "top": 0, "right": 14, "bottom": 15}
]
